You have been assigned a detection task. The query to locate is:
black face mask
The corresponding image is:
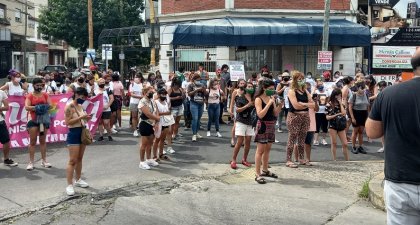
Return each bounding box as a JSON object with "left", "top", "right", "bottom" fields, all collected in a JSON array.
[
  {"left": 21, "top": 79, "right": 26, "bottom": 83},
  {"left": 78, "top": 78, "right": 84, "bottom": 83},
  {"left": 239, "top": 86, "right": 245, "bottom": 91},
  {"left": 85, "top": 80, "right": 90, "bottom": 83},
  {"left": 283, "top": 77, "right": 290, "bottom": 82},
  {"left": 147, "top": 93, "right": 154, "bottom": 99},
  {"left": 35, "top": 87, "right": 42, "bottom": 93},
  {"left": 99, "top": 84, "right": 105, "bottom": 88},
  {"left": 159, "top": 96, "right": 167, "bottom": 101},
  {"left": 105, "top": 81, "right": 110, "bottom": 85}
]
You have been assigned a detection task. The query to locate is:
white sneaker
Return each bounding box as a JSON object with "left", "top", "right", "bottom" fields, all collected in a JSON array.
[
  {"left": 166, "top": 147, "right": 175, "bottom": 154},
  {"left": 66, "top": 185, "right": 75, "bottom": 196},
  {"left": 177, "top": 133, "right": 183, "bottom": 137},
  {"left": 313, "top": 141, "right": 320, "bottom": 146},
  {"left": 216, "top": 132, "right": 222, "bottom": 138},
  {"left": 275, "top": 139, "right": 280, "bottom": 143},
  {"left": 112, "top": 128, "right": 118, "bottom": 134},
  {"left": 377, "top": 147, "right": 384, "bottom": 153},
  {"left": 26, "top": 162, "right": 34, "bottom": 171},
  {"left": 41, "top": 161, "right": 52, "bottom": 168},
  {"left": 133, "top": 130, "right": 139, "bottom": 137},
  {"left": 163, "top": 149, "right": 167, "bottom": 155},
  {"left": 75, "top": 179, "right": 89, "bottom": 188},
  {"left": 147, "top": 159, "right": 159, "bottom": 167},
  {"left": 277, "top": 128, "right": 283, "bottom": 133},
  {"left": 139, "top": 161, "right": 151, "bottom": 170},
  {"left": 197, "top": 133, "right": 203, "bottom": 139},
  {"left": 321, "top": 139, "right": 328, "bottom": 145},
  {"left": 207, "top": 131, "right": 211, "bottom": 137},
  {"left": 104, "top": 129, "right": 108, "bottom": 134},
  {"left": 192, "top": 135, "right": 197, "bottom": 142}
]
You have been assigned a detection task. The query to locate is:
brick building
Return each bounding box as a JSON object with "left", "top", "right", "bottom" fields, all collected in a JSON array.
[{"left": 157, "top": 0, "right": 369, "bottom": 79}]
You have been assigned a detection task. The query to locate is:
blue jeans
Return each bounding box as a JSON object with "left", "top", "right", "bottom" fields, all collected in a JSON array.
[
  {"left": 207, "top": 103, "right": 220, "bottom": 132},
  {"left": 190, "top": 101, "right": 204, "bottom": 135}
]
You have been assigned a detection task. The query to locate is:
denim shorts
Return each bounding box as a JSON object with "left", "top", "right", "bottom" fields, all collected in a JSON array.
[
  {"left": 171, "top": 105, "right": 184, "bottom": 117},
  {"left": 67, "top": 127, "right": 82, "bottom": 146}
]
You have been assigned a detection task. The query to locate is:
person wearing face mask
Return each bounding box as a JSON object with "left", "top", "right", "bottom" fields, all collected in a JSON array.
[
  {"left": 24, "top": 78, "right": 52, "bottom": 171},
  {"left": 147, "top": 73, "right": 156, "bottom": 86},
  {"left": 230, "top": 82, "right": 255, "bottom": 169},
  {"left": 254, "top": 79, "right": 283, "bottom": 184},
  {"left": 43, "top": 74, "right": 57, "bottom": 94},
  {"left": 1, "top": 70, "right": 26, "bottom": 96},
  {"left": 325, "top": 88, "right": 349, "bottom": 161},
  {"left": 129, "top": 75, "right": 143, "bottom": 137},
  {"left": 152, "top": 88, "right": 175, "bottom": 162},
  {"left": 95, "top": 79, "right": 114, "bottom": 142},
  {"left": 86, "top": 75, "right": 98, "bottom": 97},
  {"left": 70, "top": 74, "right": 87, "bottom": 93},
  {"left": 168, "top": 77, "right": 184, "bottom": 140},
  {"left": 206, "top": 79, "right": 224, "bottom": 138},
  {"left": 313, "top": 81, "right": 330, "bottom": 146},
  {"left": 348, "top": 81, "right": 370, "bottom": 154},
  {"left": 182, "top": 72, "right": 193, "bottom": 129},
  {"left": 286, "top": 71, "right": 316, "bottom": 168},
  {"left": 275, "top": 72, "right": 291, "bottom": 133},
  {"left": 229, "top": 79, "right": 247, "bottom": 147},
  {"left": 64, "top": 87, "right": 92, "bottom": 196},
  {"left": 187, "top": 73, "right": 207, "bottom": 142},
  {"left": 138, "top": 86, "right": 160, "bottom": 170}
]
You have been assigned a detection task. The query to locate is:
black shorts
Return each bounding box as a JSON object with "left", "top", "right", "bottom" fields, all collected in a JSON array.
[
  {"left": 139, "top": 121, "right": 154, "bottom": 136},
  {"left": 162, "top": 125, "right": 170, "bottom": 130},
  {"left": 27, "top": 120, "right": 50, "bottom": 129},
  {"left": 352, "top": 110, "right": 368, "bottom": 127},
  {"left": 0, "top": 121, "right": 10, "bottom": 144},
  {"left": 305, "top": 132, "right": 315, "bottom": 145},
  {"left": 101, "top": 111, "right": 112, "bottom": 120}
]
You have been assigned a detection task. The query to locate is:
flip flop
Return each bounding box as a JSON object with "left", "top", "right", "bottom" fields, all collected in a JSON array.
[{"left": 286, "top": 163, "right": 298, "bottom": 168}]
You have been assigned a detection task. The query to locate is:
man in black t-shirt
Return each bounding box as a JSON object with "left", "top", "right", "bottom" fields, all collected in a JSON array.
[{"left": 366, "top": 52, "right": 420, "bottom": 225}]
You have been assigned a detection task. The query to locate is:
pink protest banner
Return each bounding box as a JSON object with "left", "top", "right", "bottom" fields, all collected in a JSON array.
[{"left": 2, "top": 93, "right": 103, "bottom": 148}]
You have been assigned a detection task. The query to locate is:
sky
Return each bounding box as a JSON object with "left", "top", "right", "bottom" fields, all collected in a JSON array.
[{"left": 393, "top": 0, "right": 420, "bottom": 18}]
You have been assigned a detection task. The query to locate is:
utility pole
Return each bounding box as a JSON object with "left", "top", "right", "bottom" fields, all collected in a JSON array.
[
  {"left": 23, "top": 0, "right": 28, "bottom": 74},
  {"left": 322, "top": 0, "right": 331, "bottom": 51},
  {"left": 87, "top": 0, "right": 93, "bottom": 49},
  {"left": 149, "top": 0, "right": 156, "bottom": 66}
]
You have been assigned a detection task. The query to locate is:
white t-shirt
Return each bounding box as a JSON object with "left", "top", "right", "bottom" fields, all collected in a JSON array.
[
  {"left": 314, "top": 89, "right": 330, "bottom": 114},
  {"left": 165, "top": 81, "right": 172, "bottom": 90},
  {"left": 155, "top": 99, "right": 175, "bottom": 126},
  {"left": 86, "top": 83, "right": 99, "bottom": 94},
  {"left": 283, "top": 86, "right": 290, "bottom": 109},
  {"left": 7, "top": 82, "right": 24, "bottom": 96},
  {"left": 59, "top": 85, "right": 70, "bottom": 94},
  {"left": 0, "top": 90, "right": 8, "bottom": 121},
  {"left": 95, "top": 89, "right": 111, "bottom": 112},
  {"left": 182, "top": 81, "right": 191, "bottom": 100},
  {"left": 129, "top": 83, "right": 143, "bottom": 105}
]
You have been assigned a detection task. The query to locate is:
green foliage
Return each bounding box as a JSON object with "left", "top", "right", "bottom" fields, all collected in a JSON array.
[
  {"left": 358, "top": 178, "right": 372, "bottom": 199},
  {"left": 39, "top": 0, "right": 144, "bottom": 51}
]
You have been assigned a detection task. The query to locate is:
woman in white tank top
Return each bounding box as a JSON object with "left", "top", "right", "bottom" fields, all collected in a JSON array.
[{"left": 1, "top": 73, "right": 26, "bottom": 96}]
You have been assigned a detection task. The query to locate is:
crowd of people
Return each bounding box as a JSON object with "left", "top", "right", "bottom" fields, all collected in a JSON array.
[{"left": 0, "top": 64, "right": 391, "bottom": 194}]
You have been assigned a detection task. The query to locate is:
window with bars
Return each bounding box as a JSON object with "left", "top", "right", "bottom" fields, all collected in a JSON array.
[
  {"left": 235, "top": 47, "right": 282, "bottom": 72},
  {"left": 0, "top": 4, "right": 5, "bottom": 19},
  {"left": 293, "top": 46, "right": 322, "bottom": 75}
]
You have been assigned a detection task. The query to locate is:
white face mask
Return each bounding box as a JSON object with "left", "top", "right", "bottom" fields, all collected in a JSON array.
[{"left": 15, "top": 78, "right": 21, "bottom": 83}]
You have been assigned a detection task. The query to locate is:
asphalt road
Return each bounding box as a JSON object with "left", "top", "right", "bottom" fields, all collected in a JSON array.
[{"left": 0, "top": 117, "right": 385, "bottom": 224}]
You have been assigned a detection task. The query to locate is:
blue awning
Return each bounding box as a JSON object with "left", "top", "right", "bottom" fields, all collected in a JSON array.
[{"left": 173, "top": 17, "right": 371, "bottom": 47}]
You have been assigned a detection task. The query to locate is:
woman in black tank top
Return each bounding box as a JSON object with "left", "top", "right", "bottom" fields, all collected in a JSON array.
[
  {"left": 286, "top": 71, "right": 315, "bottom": 168},
  {"left": 253, "top": 79, "right": 283, "bottom": 184},
  {"left": 168, "top": 78, "right": 184, "bottom": 139}
]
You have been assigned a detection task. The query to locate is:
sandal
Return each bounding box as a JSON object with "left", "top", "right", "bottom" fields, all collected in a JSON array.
[
  {"left": 299, "top": 160, "right": 313, "bottom": 166},
  {"left": 255, "top": 175, "right": 266, "bottom": 184},
  {"left": 230, "top": 161, "right": 237, "bottom": 169},
  {"left": 261, "top": 170, "right": 278, "bottom": 179},
  {"left": 241, "top": 160, "right": 252, "bottom": 167},
  {"left": 153, "top": 156, "right": 160, "bottom": 162},
  {"left": 159, "top": 154, "right": 170, "bottom": 160},
  {"left": 286, "top": 162, "right": 298, "bottom": 168}
]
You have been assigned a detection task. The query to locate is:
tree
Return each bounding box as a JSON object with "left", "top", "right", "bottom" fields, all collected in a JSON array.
[{"left": 38, "top": 0, "right": 145, "bottom": 51}]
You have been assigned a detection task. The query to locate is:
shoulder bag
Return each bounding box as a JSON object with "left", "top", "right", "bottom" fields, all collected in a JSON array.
[{"left": 72, "top": 104, "right": 93, "bottom": 145}]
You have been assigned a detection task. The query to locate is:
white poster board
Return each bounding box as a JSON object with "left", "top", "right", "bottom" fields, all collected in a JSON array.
[{"left": 229, "top": 61, "right": 246, "bottom": 81}]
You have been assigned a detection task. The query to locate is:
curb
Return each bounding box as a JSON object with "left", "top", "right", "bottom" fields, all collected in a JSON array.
[{"left": 368, "top": 172, "right": 385, "bottom": 211}]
